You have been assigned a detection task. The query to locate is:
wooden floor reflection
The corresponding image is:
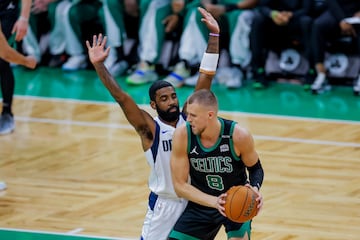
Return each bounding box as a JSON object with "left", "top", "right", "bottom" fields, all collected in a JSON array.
[{"left": 0, "top": 97, "right": 359, "bottom": 240}]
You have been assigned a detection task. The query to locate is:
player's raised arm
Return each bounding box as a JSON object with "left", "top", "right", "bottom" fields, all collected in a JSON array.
[
  {"left": 194, "top": 7, "right": 220, "bottom": 91},
  {"left": 86, "top": 34, "right": 155, "bottom": 150}
]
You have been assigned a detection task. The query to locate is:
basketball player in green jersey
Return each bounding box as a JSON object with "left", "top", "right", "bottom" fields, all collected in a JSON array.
[{"left": 169, "top": 89, "right": 264, "bottom": 239}]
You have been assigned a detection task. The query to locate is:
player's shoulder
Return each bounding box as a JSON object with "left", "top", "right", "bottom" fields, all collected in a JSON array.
[
  {"left": 174, "top": 121, "right": 187, "bottom": 133},
  {"left": 232, "top": 123, "right": 253, "bottom": 142}
]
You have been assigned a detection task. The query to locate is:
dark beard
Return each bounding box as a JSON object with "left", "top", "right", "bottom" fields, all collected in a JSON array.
[{"left": 157, "top": 106, "right": 180, "bottom": 122}]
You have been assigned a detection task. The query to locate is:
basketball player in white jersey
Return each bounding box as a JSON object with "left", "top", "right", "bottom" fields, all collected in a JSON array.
[{"left": 87, "top": 7, "right": 220, "bottom": 240}]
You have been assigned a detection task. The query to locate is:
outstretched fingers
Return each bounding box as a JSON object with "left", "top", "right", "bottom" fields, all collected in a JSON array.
[
  {"left": 197, "top": 7, "right": 219, "bottom": 33},
  {"left": 86, "top": 34, "right": 108, "bottom": 50},
  {"left": 92, "top": 34, "right": 98, "bottom": 47},
  {"left": 95, "top": 34, "right": 107, "bottom": 48}
]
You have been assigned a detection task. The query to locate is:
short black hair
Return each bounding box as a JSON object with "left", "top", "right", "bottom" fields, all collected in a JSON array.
[{"left": 149, "top": 80, "right": 173, "bottom": 101}]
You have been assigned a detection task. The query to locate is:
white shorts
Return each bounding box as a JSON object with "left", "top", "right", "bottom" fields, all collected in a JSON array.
[{"left": 141, "top": 192, "right": 187, "bottom": 240}]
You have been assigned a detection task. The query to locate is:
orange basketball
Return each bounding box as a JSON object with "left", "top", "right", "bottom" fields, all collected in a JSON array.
[{"left": 224, "top": 185, "right": 259, "bottom": 223}]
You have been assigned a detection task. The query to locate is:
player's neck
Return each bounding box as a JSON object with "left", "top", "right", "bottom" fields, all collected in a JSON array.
[
  {"left": 159, "top": 117, "right": 178, "bottom": 128},
  {"left": 199, "top": 119, "right": 221, "bottom": 147}
]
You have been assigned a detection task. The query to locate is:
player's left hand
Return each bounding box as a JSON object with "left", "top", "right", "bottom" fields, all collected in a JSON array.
[
  {"left": 12, "top": 18, "right": 28, "bottom": 41},
  {"left": 216, "top": 193, "right": 227, "bottom": 217},
  {"left": 86, "top": 34, "right": 110, "bottom": 65},
  {"left": 245, "top": 183, "right": 263, "bottom": 215}
]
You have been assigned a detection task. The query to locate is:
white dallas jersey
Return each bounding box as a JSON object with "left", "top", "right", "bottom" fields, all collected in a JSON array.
[{"left": 144, "top": 114, "right": 186, "bottom": 198}]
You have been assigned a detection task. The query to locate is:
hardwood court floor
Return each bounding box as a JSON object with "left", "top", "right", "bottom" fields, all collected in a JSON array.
[{"left": 0, "top": 67, "right": 360, "bottom": 239}]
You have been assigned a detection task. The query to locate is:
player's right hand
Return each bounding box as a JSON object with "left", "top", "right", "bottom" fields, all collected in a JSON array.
[
  {"left": 86, "top": 34, "right": 110, "bottom": 65},
  {"left": 198, "top": 7, "right": 220, "bottom": 34}
]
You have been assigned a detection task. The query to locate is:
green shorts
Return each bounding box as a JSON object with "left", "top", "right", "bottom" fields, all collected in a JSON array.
[{"left": 168, "top": 202, "right": 252, "bottom": 240}]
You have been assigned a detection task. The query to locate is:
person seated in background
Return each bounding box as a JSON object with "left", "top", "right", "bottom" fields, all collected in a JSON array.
[
  {"left": 302, "top": 0, "right": 328, "bottom": 91},
  {"left": 203, "top": 0, "right": 259, "bottom": 89},
  {"left": 164, "top": 0, "right": 258, "bottom": 89},
  {"left": 21, "top": 0, "right": 52, "bottom": 65},
  {"left": 44, "top": 0, "right": 74, "bottom": 68},
  {"left": 60, "top": 0, "right": 102, "bottom": 71},
  {"left": 125, "top": 0, "right": 184, "bottom": 85},
  {"left": 310, "top": 0, "right": 360, "bottom": 94},
  {"left": 100, "top": 0, "right": 139, "bottom": 77},
  {"left": 249, "top": 0, "right": 312, "bottom": 89},
  {"left": 161, "top": 0, "right": 204, "bottom": 88}
]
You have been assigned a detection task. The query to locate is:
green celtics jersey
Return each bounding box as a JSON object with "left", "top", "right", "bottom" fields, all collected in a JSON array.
[{"left": 186, "top": 118, "right": 248, "bottom": 197}]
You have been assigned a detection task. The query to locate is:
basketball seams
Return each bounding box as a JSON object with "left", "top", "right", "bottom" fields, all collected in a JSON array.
[
  {"left": 238, "top": 187, "right": 248, "bottom": 221},
  {"left": 225, "top": 185, "right": 258, "bottom": 223},
  {"left": 231, "top": 187, "right": 243, "bottom": 220}
]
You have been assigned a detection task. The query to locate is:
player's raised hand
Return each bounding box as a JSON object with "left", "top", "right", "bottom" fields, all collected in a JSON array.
[
  {"left": 86, "top": 34, "right": 110, "bottom": 65},
  {"left": 198, "top": 7, "right": 220, "bottom": 34}
]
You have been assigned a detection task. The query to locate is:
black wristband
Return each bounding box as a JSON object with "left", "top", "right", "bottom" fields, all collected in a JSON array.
[{"left": 225, "top": 4, "right": 238, "bottom": 12}]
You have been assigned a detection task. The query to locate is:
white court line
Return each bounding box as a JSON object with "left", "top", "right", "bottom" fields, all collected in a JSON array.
[
  {"left": 16, "top": 116, "right": 360, "bottom": 148},
  {"left": 14, "top": 95, "right": 360, "bottom": 125},
  {"left": 0, "top": 227, "right": 137, "bottom": 240},
  {"left": 67, "top": 228, "right": 84, "bottom": 234}
]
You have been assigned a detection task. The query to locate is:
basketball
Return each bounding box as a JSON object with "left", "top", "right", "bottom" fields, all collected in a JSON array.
[{"left": 224, "top": 185, "right": 258, "bottom": 223}]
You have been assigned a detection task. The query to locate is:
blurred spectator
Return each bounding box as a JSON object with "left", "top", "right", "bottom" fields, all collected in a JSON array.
[
  {"left": 204, "top": 0, "right": 259, "bottom": 89},
  {"left": 163, "top": 0, "right": 258, "bottom": 89},
  {"left": 162, "top": 0, "right": 204, "bottom": 87},
  {"left": 310, "top": 0, "right": 360, "bottom": 94},
  {"left": 126, "top": 0, "right": 183, "bottom": 85},
  {"left": 249, "top": 0, "right": 312, "bottom": 88},
  {"left": 45, "top": 0, "right": 73, "bottom": 68},
  {"left": 302, "top": 0, "right": 327, "bottom": 90},
  {"left": 22, "top": 0, "right": 53, "bottom": 64},
  {"left": 100, "top": 0, "right": 139, "bottom": 76},
  {"left": 61, "top": 0, "right": 102, "bottom": 71}
]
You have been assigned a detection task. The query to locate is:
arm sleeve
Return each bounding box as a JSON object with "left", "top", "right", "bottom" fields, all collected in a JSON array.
[{"left": 247, "top": 160, "right": 264, "bottom": 189}]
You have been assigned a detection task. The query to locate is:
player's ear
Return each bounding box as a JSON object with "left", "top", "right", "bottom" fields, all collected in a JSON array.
[
  {"left": 208, "top": 110, "right": 215, "bottom": 119},
  {"left": 150, "top": 100, "right": 157, "bottom": 110}
]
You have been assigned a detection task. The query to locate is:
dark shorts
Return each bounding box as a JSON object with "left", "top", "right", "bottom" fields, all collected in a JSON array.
[
  {"left": 0, "top": 0, "right": 18, "bottom": 39},
  {"left": 168, "top": 202, "right": 251, "bottom": 240}
]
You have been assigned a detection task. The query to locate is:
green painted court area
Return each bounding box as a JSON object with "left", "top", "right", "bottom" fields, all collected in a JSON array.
[
  {"left": 0, "top": 229, "right": 130, "bottom": 240},
  {"left": 11, "top": 67, "right": 360, "bottom": 122}
]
